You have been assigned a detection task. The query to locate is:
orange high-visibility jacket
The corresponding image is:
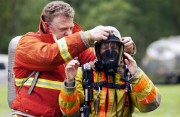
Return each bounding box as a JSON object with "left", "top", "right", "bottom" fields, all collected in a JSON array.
[
  {"left": 12, "top": 20, "right": 96, "bottom": 116},
  {"left": 59, "top": 68, "right": 161, "bottom": 117}
]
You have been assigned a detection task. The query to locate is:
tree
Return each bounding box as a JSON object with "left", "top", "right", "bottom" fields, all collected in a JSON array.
[
  {"left": 0, "top": 0, "right": 179, "bottom": 64},
  {"left": 0, "top": 0, "right": 51, "bottom": 54}
]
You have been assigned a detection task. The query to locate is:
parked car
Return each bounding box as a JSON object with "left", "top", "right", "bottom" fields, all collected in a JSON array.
[
  {"left": 141, "top": 36, "right": 180, "bottom": 84},
  {"left": 0, "top": 54, "right": 8, "bottom": 84}
]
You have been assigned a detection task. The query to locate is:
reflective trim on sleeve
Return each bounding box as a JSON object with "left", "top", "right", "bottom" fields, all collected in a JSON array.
[
  {"left": 133, "top": 75, "right": 149, "bottom": 93},
  {"left": 56, "top": 37, "right": 73, "bottom": 62},
  {"left": 60, "top": 98, "right": 80, "bottom": 115},
  {"left": 140, "top": 87, "right": 156, "bottom": 104},
  {"left": 60, "top": 90, "right": 78, "bottom": 102},
  {"left": 15, "top": 78, "right": 63, "bottom": 90}
]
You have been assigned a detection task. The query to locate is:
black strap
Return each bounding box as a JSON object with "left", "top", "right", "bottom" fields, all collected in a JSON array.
[
  {"left": 114, "top": 89, "right": 118, "bottom": 117},
  {"left": 105, "top": 74, "right": 109, "bottom": 116},
  {"left": 120, "top": 93, "right": 127, "bottom": 117},
  {"left": 93, "top": 81, "right": 126, "bottom": 90},
  {"left": 120, "top": 65, "right": 132, "bottom": 117},
  {"left": 112, "top": 74, "right": 118, "bottom": 117}
]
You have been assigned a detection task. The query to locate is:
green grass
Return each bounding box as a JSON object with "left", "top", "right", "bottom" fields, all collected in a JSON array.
[
  {"left": 0, "top": 84, "right": 180, "bottom": 117},
  {"left": 0, "top": 84, "right": 11, "bottom": 117}
]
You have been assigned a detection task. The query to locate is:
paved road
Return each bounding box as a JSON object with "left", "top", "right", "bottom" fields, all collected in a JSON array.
[{"left": 0, "top": 74, "right": 8, "bottom": 85}]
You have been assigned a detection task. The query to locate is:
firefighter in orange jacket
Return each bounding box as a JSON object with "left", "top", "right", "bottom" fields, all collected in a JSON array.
[
  {"left": 12, "top": 1, "right": 136, "bottom": 117},
  {"left": 59, "top": 29, "right": 161, "bottom": 117}
]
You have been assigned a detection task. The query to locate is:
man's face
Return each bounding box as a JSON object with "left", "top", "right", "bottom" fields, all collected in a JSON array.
[{"left": 48, "top": 15, "right": 74, "bottom": 39}]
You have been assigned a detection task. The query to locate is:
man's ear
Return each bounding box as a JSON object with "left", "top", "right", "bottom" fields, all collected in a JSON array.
[
  {"left": 40, "top": 15, "right": 50, "bottom": 34},
  {"left": 44, "top": 22, "right": 49, "bottom": 28},
  {"left": 40, "top": 23, "right": 48, "bottom": 34}
]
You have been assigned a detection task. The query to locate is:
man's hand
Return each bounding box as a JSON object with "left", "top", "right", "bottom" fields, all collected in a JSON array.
[
  {"left": 65, "top": 60, "right": 80, "bottom": 82},
  {"left": 121, "top": 37, "right": 136, "bottom": 55},
  {"left": 89, "top": 25, "right": 111, "bottom": 41}
]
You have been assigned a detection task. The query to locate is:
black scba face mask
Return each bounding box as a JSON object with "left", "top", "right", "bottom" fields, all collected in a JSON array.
[
  {"left": 101, "top": 49, "right": 119, "bottom": 75},
  {"left": 94, "top": 34, "right": 124, "bottom": 75}
]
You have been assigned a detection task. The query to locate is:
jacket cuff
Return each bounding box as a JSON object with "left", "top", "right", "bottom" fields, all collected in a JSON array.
[
  {"left": 80, "top": 31, "right": 94, "bottom": 47},
  {"left": 129, "top": 67, "right": 142, "bottom": 83},
  {"left": 64, "top": 78, "right": 76, "bottom": 90}
]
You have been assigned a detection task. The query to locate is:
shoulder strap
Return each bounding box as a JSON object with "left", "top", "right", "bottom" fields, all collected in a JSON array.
[
  {"left": 17, "top": 71, "right": 40, "bottom": 94},
  {"left": 120, "top": 65, "right": 132, "bottom": 117},
  {"left": 28, "top": 71, "right": 40, "bottom": 94}
]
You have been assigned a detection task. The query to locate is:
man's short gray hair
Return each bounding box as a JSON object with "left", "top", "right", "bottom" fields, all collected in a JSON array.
[{"left": 41, "top": 1, "right": 75, "bottom": 23}]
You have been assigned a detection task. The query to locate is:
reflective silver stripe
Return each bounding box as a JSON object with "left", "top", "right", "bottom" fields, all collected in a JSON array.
[
  {"left": 15, "top": 78, "right": 63, "bottom": 90},
  {"left": 56, "top": 37, "right": 72, "bottom": 62},
  {"left": 11, "top": 109, "right": 35, "bottom": 117}
]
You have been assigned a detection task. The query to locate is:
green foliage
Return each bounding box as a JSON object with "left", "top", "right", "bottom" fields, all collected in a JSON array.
[
  {"left": 0, "top": 0, "right": 50, "bottom": 54},
  {"left": 0, "top": 0, "right": 179, "bottom": 63}
]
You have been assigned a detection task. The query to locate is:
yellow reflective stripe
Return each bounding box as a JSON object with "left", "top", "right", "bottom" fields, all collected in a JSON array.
[
  {"left": 15, "top": 78, "right": 63, "bottom": 90},
  {"left": 56, "top": 37, "right": 72, "bottom": 62},
  {"left": 15, "top": 78, "right": 27, "bottom": 86}
]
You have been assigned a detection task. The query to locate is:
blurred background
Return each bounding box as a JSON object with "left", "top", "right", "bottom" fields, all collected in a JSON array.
[{"left": 0, "top": 0, "right": 180, "bottom": 117}]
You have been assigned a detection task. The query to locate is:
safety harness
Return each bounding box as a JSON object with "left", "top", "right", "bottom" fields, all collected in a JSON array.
[{"left": 80, "top": 63, "right": 132, "bottom": 117}]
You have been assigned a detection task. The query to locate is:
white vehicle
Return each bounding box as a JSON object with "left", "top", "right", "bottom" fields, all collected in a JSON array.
[
  {"left": 141, "top": 36, "right": 180, "bottom": 84},
  {"left": 0, "top": 54, "right": 8, "bottom": 84}
]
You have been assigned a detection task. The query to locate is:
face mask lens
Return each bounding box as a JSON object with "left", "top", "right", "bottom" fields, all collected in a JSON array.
[
  {"left": 101, "top": 49, "right": 118, "bottom": 62},
  {"left": 101, "top": 43, "right": 119, "bottom": 62}
]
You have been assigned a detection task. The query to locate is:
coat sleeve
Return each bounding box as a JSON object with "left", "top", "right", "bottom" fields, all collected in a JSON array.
[
  {"left": 59, "top": 68, "right": 84, "bottom": 117},
  {"left": 15, "top": 32, "right": 89, "bottom": 71},
  {"left": 130, "top": 68, "right": 161, "bottom": 112},
  {"left": 78, "top": 47, "right": 96, "bottom": 65}
]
